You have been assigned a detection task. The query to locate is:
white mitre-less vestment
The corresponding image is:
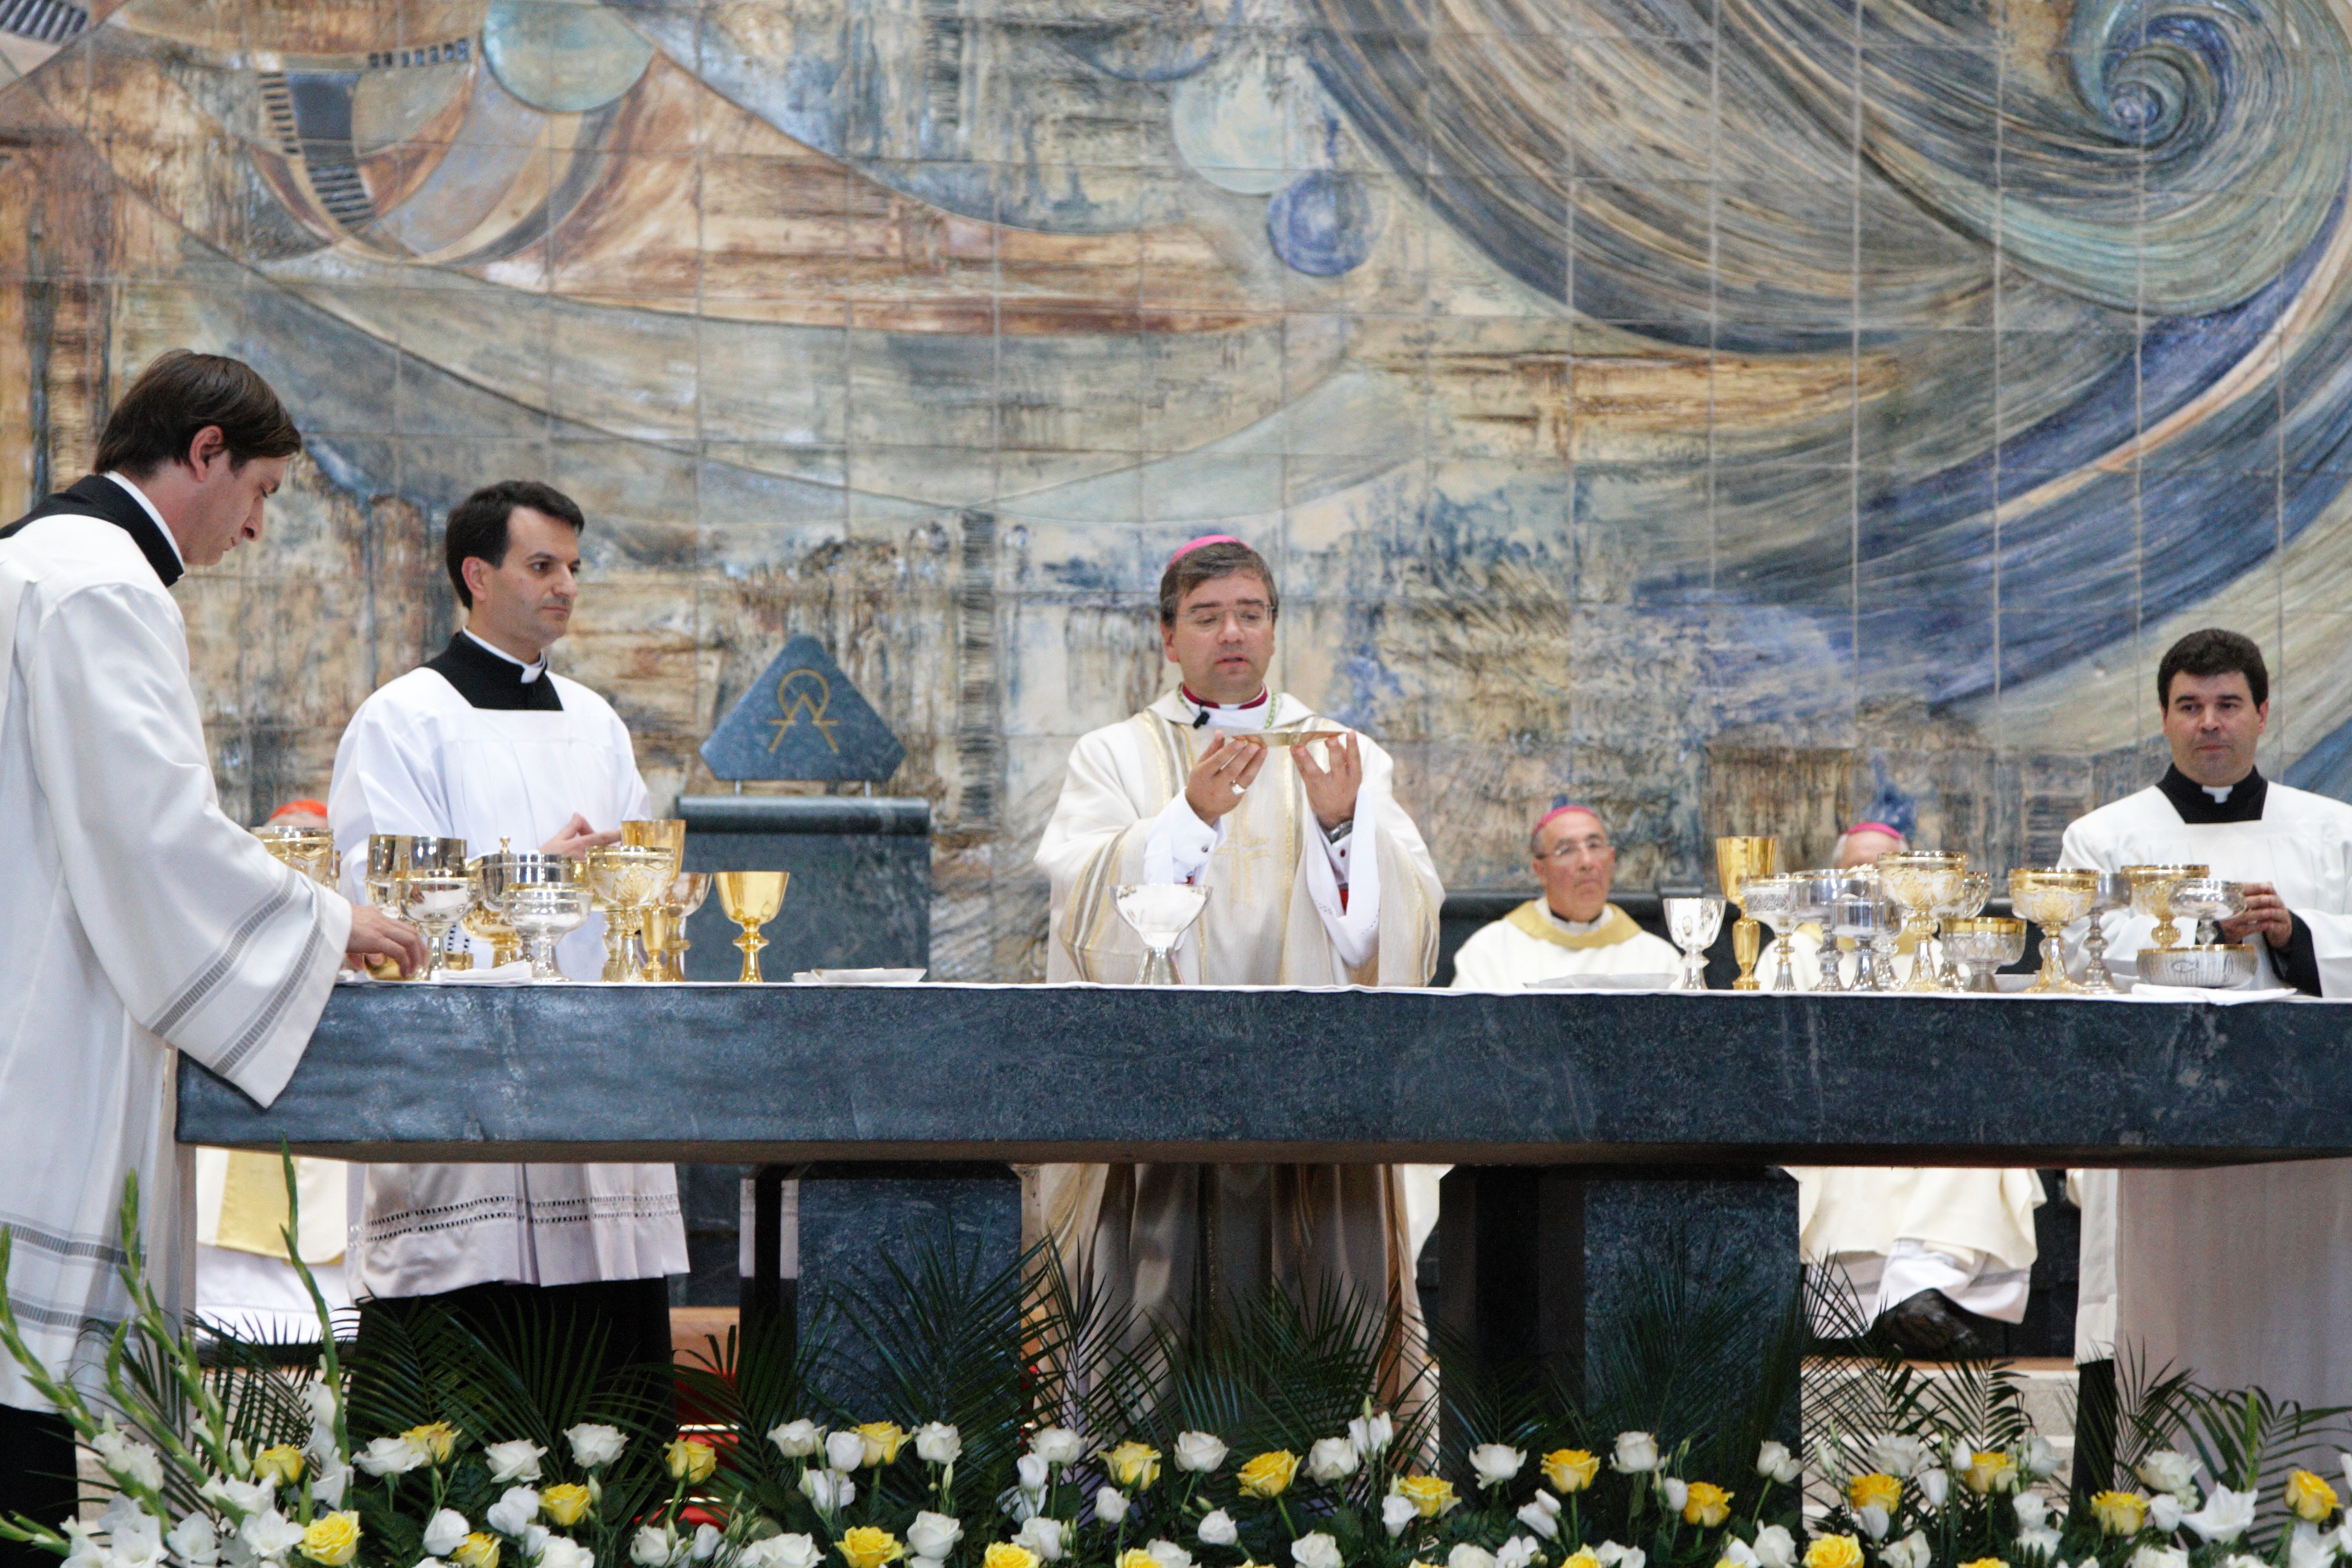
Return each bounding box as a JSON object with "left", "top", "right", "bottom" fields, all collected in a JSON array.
[
  {"left": 328, "top": 633, "right": 687, "bottom": 1297},
  {"left": 1034, "top": 690, "right": 1442, "bottom": 1353},
  {"left": 2062, "top": 767, "right": 2352, "bottom": 1397},
  {"left": 0, "top": 480, "right": 348, "bottom": 1411},
  {"left": 1448, "top": 901, "right": 1679, "bottom": 989}
]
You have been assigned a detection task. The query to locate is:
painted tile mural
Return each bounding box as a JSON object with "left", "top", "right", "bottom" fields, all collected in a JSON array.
[{"left": 2, "top": 0, "right": 2350, "bottom": 976}]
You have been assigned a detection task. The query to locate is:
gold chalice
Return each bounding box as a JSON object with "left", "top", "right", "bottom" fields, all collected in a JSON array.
[
  {"left": 1714, "top": 835, "right": 1780, "bottom": 991},
  {"left": 2008, "top": 867, "right": 2099, "bottom": 994},
  {"left": 714, "top": 871, "right": 789, "bottom": 982},
  {"left": 462, "top": 857, "right": 524, "bottom": 969},
  {"left": 253, "top": 825, "right": 338, "bottom": 887},
  {"left": 620, "top": 820, "right": 688, "bottom": 976},
  {"left": 651, "top": 872, "right": 713, "bottom": 981},
  {"left": 394, "top": 839, "right": 475, "bottom": 981},
  {"left": 1876, "top": 851, "right": 1968, "bottom": 993},
  {"left": 2125, "top": 863, "right": 2209, "bottom": 950},
  {"left": 586, "top": 845, "right": 679, "bottom": 984}
]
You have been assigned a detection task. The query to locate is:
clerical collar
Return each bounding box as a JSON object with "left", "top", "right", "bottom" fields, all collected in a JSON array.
[
  {"left": 0, "top": 472, "right": 186, "bottom": 587},
  {"left": 462, "top": 628, "right": 547, "bottom": 682},
  {"left": 423, "top": 632, "right": 564, "bottom": 711},
  {"left": 1180, "top": 685, "right": 1272, "bottom": 730},
  {"left": 1546, "top": 906, "right": 1613, "bottom": 935},
  {"left": 2157, "top": 763, "right": 2266, "bottom": 825}
]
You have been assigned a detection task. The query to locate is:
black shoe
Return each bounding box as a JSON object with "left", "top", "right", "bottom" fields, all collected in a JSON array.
[{"left": 1875, "top": 1289, "right": 1998, "bottom": 1359}]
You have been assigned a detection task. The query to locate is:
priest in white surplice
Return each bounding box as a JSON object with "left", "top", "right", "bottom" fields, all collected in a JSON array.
[
  {"left": 1448, "top": 803, "right": 1679, "bottom": 989},
  {"left": 1035, "top": 535, "right": 1442, "bottom": 1356},
  {"left": 2060, "top": 629, "right": 2352, "bottom": 1410},
  {"left": 0, "top": 351, "right": 423, "bottom": 1540},
  {"left": 328, "top": 480, "right": 686, "bottom": 1381}
]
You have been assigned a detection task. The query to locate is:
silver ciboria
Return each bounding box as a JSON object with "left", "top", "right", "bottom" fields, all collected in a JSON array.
[{"left": 483, "top": 852, "right": 593, "bottom": 981}]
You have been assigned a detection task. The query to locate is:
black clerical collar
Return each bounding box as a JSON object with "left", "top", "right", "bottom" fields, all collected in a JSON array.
[
  {"left": 423, "top": 632, "right": 564, "bottom": 711},
  {"left": 0, "top": 473, "right": 185, "bottom": 587},
  {"left": 2157, "top": 763, "right": 2266, "bottom": 824}
]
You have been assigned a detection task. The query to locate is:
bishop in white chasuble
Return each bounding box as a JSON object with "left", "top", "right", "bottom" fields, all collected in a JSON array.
[{"left": 1034, "top": 537, "right": 1442, "bottom": 1360}]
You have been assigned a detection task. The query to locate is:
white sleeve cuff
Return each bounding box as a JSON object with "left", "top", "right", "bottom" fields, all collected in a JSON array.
[
  {"left": 1143, "top": 791, "right": 1221, "bottom": 884},
  {"left": 1304, "top": 799, "right": 1379, "bottom": 970}
]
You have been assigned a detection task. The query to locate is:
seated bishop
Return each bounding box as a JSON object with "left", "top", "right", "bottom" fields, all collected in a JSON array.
[
  {"left": 1448, "top": 802, "right": 1679, "bottom": 988},
  {"left": 328, "top": 480, "right": 686, "bottom": 1383},
  {"left": 2059, "top": 628, "right": 2352, "bottom": 1408},
  {"left": 1033, "top": 535, "right": 1443, "bottom": 1352}
]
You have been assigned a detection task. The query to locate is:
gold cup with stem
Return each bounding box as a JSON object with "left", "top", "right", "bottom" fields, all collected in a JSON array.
[
  {"left": 1713, "top": 835, "right": 1780, "bottom": 991},
  {"left": 253, "top": 825, "right": 339, "bottom": 888},
  {"left": 393, "top": 837, "right": 474, "bottom": 980},
  {"left": 462, "top": 855, "right": 524, "bottom": 969},
  {"left": 2125, "top": 864, "right": 2208, "bottom": 950},
  {"left": 2008, "top": 867, "right": 2100, "bottom": 994},
  {"left": 586, "top": 844, "right": 679, "bottom": 984},
  {"left": 619, "top": 820, "right": 688, "bottom": 976},
  {"left": 1876, "top": 850, "right": 1969, "bottom": 993},
  {"left": 714, "top": 871, "right": 789, "bottom": 982},
  {"left": 1929, "top": 869, "right": 1993, "bottom": 991},
  {"left": 648, "top": 872, "right": 713, "bottom": 981},
  {"left": 361, "top": 834, "right": 418, "bottom": 979}
]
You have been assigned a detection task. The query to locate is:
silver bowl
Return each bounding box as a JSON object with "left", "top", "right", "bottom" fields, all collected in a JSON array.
[{"left": 2135, "top": 942, "right": 2258, "bottom": 989}]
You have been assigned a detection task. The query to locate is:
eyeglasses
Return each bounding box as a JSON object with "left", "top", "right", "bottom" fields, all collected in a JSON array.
[
  {"left": 1183, "top": 604, "right": 1270, "bottom": 632},
  {"left": 1534, "top": 836, "right": 1612, "bottom": 861}
]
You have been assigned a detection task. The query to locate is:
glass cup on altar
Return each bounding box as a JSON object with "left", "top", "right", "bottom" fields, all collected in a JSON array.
[
  {"left": 490, "top": 854, "right": 592, "bottom": 980},
  {"left": 1943, "top": 915, "right": 2027, "bottom": 993},
  {"left": 2077, "top": 871, "right": 2132, "bottom": 993},
  {"left": 2168, "top": 878, "right": 2247, "bottom": 947},
  {"left": 1114, "top": 883, "right": 1210, "bottom": 984},
  {"left": 1737, "top": 874, "right": 1803, "bottom": 991},
  {"left": 714, "top": 871, "right": 789, "bottom": 982},
  {"left": 1829, "top": 884, "right": 1895, "bottom": 991},
  {"left": 1661, "top": 895, "right": 1725, "bottom": 990}
]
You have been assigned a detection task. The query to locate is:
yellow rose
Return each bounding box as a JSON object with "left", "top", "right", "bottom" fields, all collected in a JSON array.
[
  {"left": 2288, "top": 1470, "right": 2341, "bottom": 1523},
  {"left": 405, "top": 1422, "right": 460, "bottom": 1465},
  {"left": 298, "top": 1512, "right": 361, "bottom": 1568},
  {"left": 984, "top": 1547, "right": 1041, "bottom": 1568},
  {"left": 1238, "top": 1451, "right": 1300, "bottom": 1498},
  {"left": 1684, "top": 1481, "right": 1733, "bottom": 1527},
  {"left": 1104, "top": 1440, "right": 1163, "bottom": 1489},
  {"left": 1964, "top": 1452, "right": 2017, "bottom": 1495},
  {"left": 540, "top": 1483, "right": 593, "bottom": 1527},
  {"left": 666, "top": 1437, "right": 719, "bottom": 1483},
  {"left": 1803, "top": 1535, "right": 1863, "bottom": 1568},
  {"left": 1395, "top": 1474, "right": 1459, "bottom": 1518},
  {"left": 1564, "top": 1551, "right": 1602, "bottom": 1568},
  {"left": 1847, "top": 1474, "right": 1902, "bottom": 1515},
  {"left": 838, "top": 1528, "right": 907, "bottom": 1568},
  {"left": 1119, "top": 1552, "right": 1161, "bottom": 1568},
  {"left": 1958, "top": 1559, "right": 2009, "bottom": 1568},
  {"left": 2090, "top": 1491, "right": 2149, "bottom": 1535},
  {"left": 453, "top": 1534, "right": 501, "bottom": 1568},
  {"left": 254, "top": 1445, "right": 306, "bottom": 1486},
  {"left": 858, "top": 1422, "right": 909, "bottom": 1466},
  {"left": 1543, "top": 1451, "right": 1601, "bottom": 1494}
]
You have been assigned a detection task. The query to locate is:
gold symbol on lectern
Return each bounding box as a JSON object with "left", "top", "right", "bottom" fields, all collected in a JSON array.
[{"left": 766, "top": 668, "right": 840, "bottom": 753}]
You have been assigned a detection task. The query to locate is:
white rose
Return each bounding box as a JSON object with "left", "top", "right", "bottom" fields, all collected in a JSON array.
[
  {"left": 1517, "top": 1492, "right": 1563, "bottom": 1540},
  {"left": 1308, "top": 1437, "right": 1360, "bottom": 1483},
  {"left": 770, "top": 1420, "right": 824, "bottom": 1459},
  {"left": 1757, "top": 1441, "right": 1802, "bottom": 1486},
  {"left": 630, "top": 1526, "right": 675, "bottom": 1568},
  {"left": 2019, "top": 1528, "right": 2063, "bottom": 1558},
  {"left": 1498, "top": 1539, "right": 1543, "bottom": 1568},
  {"left": 1292, "top": 1534, "right": 1343, "bottom": 1568},
  {"left": 2288, "top": 1526, "right": 2334, "bottom": 1568},
  {"left": 691, "top": 1524, "right": 721, "bottom": 1563},
  {"left": 743, "top": 1536, "right": 824, "bottom": 1568},
  {"left": 1661, "top": 1478, "right": 1689, "bottom": 1511},
  {"left": 2185, "top": 1486, "right": 2259, "bottom": 1544},
  {"left": 311, "top": 1462, "right": 350, "bottom": 1511},
  {"left": 1013, "top": 1518, "right": 1066, "bottom": 1562},
  {"left": 907, "top": 1514, "right": 964, "bottom": 1561},
  {"left": 423, "top": 1512, "right": 471, "bottom": 1558},
  {"left": 2024, "top": 1437, "right": 2061, "bottom": 1479},
  {"left": 567, "top": 1423, "right": 627, "bottom": 1469},
  {"left": 2138, "top": 1451, "right": 2199, "bottom": 1497},
  {"left": 483, "top": 1439, "right": 546, "bottom": 1484},
  {"left": 486, "top": 1488, "right": 540, "bottom": 1538},
  {"left": 2150, "top": 1495, "right": 2184, "bottom": 1534},
  {"left": 1720, "top": 1544, "right": 1760, "bottom": 1568},
  {"left": 1096, "top": 1488, "right": 1131, "bottom": 1526},
  {"left": 1918, "top": 1470, "right": 1950, "bottom": 1508},
  {"left": 239, "top": 1512, "right": 306, "bottom": 1563},
  {"left": 1753, "top": 1525, "right": 1795, "bottom": 1568},
  {"left": 2016, "top": 1494, "right": 2050, "bottom": 1530},
  {"left": 166, "top": 1515, "right": 220, "bottom": 1568},
  {"left": 1031, "top": 1428, "right": 1084, "bottom": 1466},
  {"left": 1612, "top": 1432, "right": 1659, "bottom": 1474},
  {"left": 541, "top": 1540, "right": 596, "bottom": 1568},
  {"left": 916, "top": 1423, "right": 962, "bottom": 1466},
  {"left": 1351, "top": 1413, "right": 1395, "bottom": 1458},
  {"left": 2132, "top": 1548, "right": 2190, "bottom": 1568},
  {"left": 1596, "top": 1543, "right": 1645, "bottom": 1568},
  {"left": 1201, "top": 1512, "right": 1240, "bottom": 1548},
  {"left": 1471, "top": 1443, "right": 1527, "bottom": 1488},
  {"left": 1881, "top": 1534, "right": 1931, "bottom": 1568},
  {"left": 827, "top": 1431, "right": 869, "bottom": 1472},
  {"left": 1174, "top": 1432, "right": 1229, "bottom": 1473},
  {"left": 1451, "top": 1548, "right": 1498, "bottom": 1568},
  {"left": 1381, "top": 1497, "right": 1417, "bottom": 1540},
  {"left": 356, "top": 1434, "right": 426, "bottom": 1477},
  {"left": 1146, "top": 1541, "right": 1193, "bottom": 1568},
  {"left": 1871, "top": 1436, "right": 1927, "bottom": 1479},
  {"left": 1858, "top": 1505, "right": 1891, "bottom": 1542}
]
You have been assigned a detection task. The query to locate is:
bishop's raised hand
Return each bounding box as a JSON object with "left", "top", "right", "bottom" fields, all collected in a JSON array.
[
  {"left": 1296, "top": 730, "right": 1362, "bottom": 832},
  {"left": 1184, "top": 732, "right": 1268, "bottom": 824}
]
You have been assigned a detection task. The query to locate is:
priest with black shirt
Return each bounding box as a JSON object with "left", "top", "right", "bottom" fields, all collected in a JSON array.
[{"left": 326, "top": 479, "right": 685, "bottom": 1377}]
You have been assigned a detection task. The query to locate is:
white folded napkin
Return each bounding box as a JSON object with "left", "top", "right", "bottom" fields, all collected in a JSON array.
[{"left": 429, "top": 961, "right": 538, "bottom": 985}]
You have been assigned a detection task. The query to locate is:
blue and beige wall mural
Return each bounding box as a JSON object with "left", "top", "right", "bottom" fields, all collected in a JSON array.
[{"left": 4, "top": 0, "right": 2348, "bottom": 974}]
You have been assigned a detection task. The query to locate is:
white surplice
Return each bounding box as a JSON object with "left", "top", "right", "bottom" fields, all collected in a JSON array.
[
  {"left": 1033, "top": 690, "right": 1442, "bottom": 1359},
  {"left": 327, "top": 656, "right": 688, "bottom": 1297},
  {"left": 1448, "top": 900, "right": 1681, "bottom": 990},
  {"left": 0, "top": 511, "right": 347, "bottom": 1410},
  {"left": 2061, "top": 773, "right": 2352, "bottom": 1393}
]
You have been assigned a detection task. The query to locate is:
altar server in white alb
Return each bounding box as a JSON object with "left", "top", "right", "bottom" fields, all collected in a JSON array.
[
  {"left": 328, "top": 480, "right": 686, "bottom": 1374},
  {"left": 1450, "top": 803, "right": 1678, "bottom": 988},
  {"left": 2059, "top": 629, "right": 2352, "bottom": 1406},
  {"left": 1035, "top": 535, "right": 1443, "bottom": 1351},
  {"left": 0, "top": 351, "right": 423, "bottom": 1541}
]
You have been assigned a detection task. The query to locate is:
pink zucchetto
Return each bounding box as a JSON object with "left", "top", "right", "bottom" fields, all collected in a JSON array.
[
  {"left": 1169, "top": 533, "right": 1246, "bottom": 561},
  {"left": 1535, "top": 802, "right": 1601, "bottom": 834}
]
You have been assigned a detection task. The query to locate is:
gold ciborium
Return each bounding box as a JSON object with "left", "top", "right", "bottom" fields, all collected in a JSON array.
[
  {"left": 2008, "top": 867, "right": 2099, "bottom": 994},
  {"left": 1713, "top": 835, "right": 1780, "bottom": 991},
  {"left": 714, "top": 871, "right": 789, "bottom": 982},
  {"left": 2125, "top": 863, "right": 2209, "bottom": 950},
  {"left": 587, "top": 844, "right": 679, "bottom": 984},
  {"left": 253, "top": 825, "right": 338, "bottom": 887},
  {"left": 1877, "top": 851, "right": 1968, "bottom": 993}
]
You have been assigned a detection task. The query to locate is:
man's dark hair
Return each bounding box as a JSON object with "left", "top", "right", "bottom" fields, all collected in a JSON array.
[
  {"left": 444, "top": 480, "right": 586, "bottom": 609},
  {"left": 1158, "top": 539, "right": 1279, "bottom": 627},
  {"left": 92, "top": 350, "right": 302, "bottom": 478},
  {"left": 2158, "top": 628, "right": 2269, "bottom": 709}
]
